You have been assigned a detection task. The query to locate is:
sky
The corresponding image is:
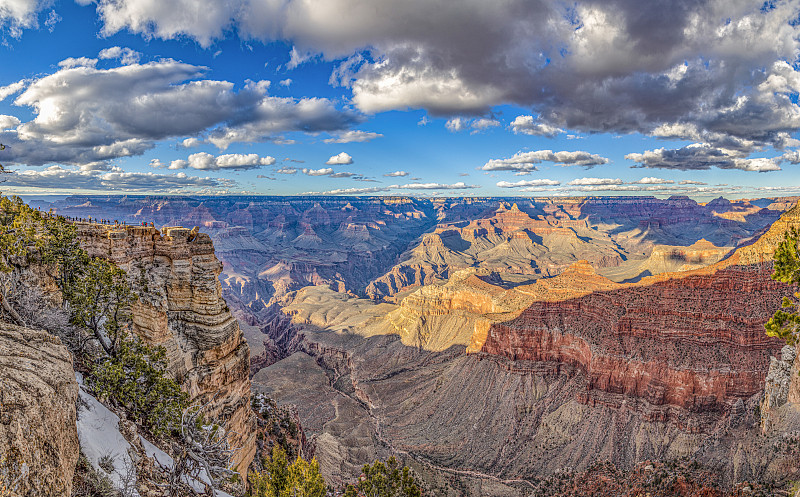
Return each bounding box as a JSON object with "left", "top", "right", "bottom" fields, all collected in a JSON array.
[{"left": 1, "top": 0, "right": 800, "bottom": 199}]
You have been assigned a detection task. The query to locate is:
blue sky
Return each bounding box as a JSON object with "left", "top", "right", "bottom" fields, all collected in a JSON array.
[{"left": 1, "top": 0, "right": 800, "bottom": 198}]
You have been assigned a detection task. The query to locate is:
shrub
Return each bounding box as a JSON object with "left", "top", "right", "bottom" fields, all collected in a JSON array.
[{"left": 90, "top": 332, "right": 188, "bottom": 438}]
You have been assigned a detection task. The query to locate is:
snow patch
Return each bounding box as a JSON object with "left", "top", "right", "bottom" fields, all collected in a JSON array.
[{"left": 75, "top": 373, "right": 139, "bottom": 496}]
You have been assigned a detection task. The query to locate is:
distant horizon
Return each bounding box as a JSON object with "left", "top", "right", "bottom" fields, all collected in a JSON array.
[{"left": 16, "top": 193, "right": 800, "bottom": 204}]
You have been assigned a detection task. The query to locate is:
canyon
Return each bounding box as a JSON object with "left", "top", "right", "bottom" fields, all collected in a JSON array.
[{"left": 30, "top": 194, "right": 800, "bottom": 495}]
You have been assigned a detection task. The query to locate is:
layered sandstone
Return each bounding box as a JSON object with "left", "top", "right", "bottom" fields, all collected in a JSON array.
[
  {"left": 76, "top": 223, "right": 256, "bottom": 473},
  {"left": 0, "top": 324, "right": 79, "bottom": 496},
  {"left": 481, "top": 264, "right": 789, "bottom": 419}
]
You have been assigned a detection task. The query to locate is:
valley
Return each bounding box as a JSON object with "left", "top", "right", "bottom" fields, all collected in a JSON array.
[{"left": 33, "top": 194, "right": 800, "bottom": 495}]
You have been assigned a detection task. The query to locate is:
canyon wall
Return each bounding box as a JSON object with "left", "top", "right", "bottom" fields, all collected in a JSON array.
[
  {"left": 76, "top": 223, "right": 256, "bottom": 473},
  {"left": 0, "top": 324, "right": 79, "bottom": 496}
]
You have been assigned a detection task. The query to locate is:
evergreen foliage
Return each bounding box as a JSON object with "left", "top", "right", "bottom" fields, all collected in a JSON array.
[
  {"left": 90, "top": 332, "right": 188, "bottom": 437},
  {"left": 343, "top": 457, "right": 422, "bottom": 497},
  {"left": 766, "top": 227, "right": 800, "bottom": 346},
  {"left": 249, "top": 446, "right": 326, "bottom": 497}
]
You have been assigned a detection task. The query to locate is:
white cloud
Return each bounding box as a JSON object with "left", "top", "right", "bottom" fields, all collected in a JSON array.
[
  {"left": 393, "top": 182, "right": 478, "bottom": 190},
  {"left": 0, "top": 80, "right": 27, "bottom": 102},
  {"left": 482, "top": 150, "right": 609, "bottom": 172},
  {"left": 510, "top": 115, "right": 562, "bottom": 137},
  {"left": 3, "top": 165, "right": 232, "bottom": 193},
  {"left": 1, "top": 59, "right": 359, "bottom": 166},
  {"left": 446, "top": 117, "right": 499, "bottom": 133},
  {"left": 302, "top": 167, "right": 335, "bottom": 176},
  {"left": 276, "top": 166, "right": 297, "bottom": 174},
  {"left": 445, "top": 117, "right": 467, "bottom": 132},
  {"left": 325, "top": 152, "right": 353, "bottom": 165},
  {"left": 58, "top": 57, "right": 98, "bottom": 69},
  {"left": 306, "top": 186, "right": 390, "bottom": 195},
  {"left": 181, "top": 137, "right": 202, "bottom": 148},
  {"left": 383, "top": 170, "right": 408, "bottom": 177},
  {"left": 0, "top": 0, "right": 51, "bottom": 37},
  {"left": 323, "top": 130, "right": 383, "bottom": 144},
  {"left": 279, "top": 78, "right": 292, "bottom": 87},
  {"left": 0, "top": 115, "right": 21, "bottom": 130},
  {"left": 161, "top": 152, "right": 276, "bottom": 171},
  {"left": 497, "top": 179, "right": 560, "bottom": 188},
  {"left": 631, "top": 177, "right": 674, "bottom": 185},
  {"left": 567, "top": 177, "right": 623, "bottom": 186},
  {"left": 98, "top": 46, "right": 141, "bottom": 65}
]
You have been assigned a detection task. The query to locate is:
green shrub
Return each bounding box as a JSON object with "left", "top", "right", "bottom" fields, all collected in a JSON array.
[{"left": 90, "top": 333, "right": 188, "bottom": 438}]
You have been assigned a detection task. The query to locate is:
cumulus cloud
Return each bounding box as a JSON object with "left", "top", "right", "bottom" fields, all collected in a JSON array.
[
  {"left": 69, "top": 0, "right": 800, "bottom": 151},
  {"left": 323, "top": 130, "right": 382, "bottom": 143},
  {"left": 0, "top": 115, "right": 21, "bottom": 130},
  {"left": 302, "top": 167, "right": 335, "bottom": 176},
  {"left": 276, "top": 166, "right": 297, "bottom": 174},
  {"left": 482, "top": 150, "right": 609, "bottom": 172},
  {"left": 181, "top": 137, "right": 202, "bottom": 148},
  {"left": 0, "top": 59, "right": 359, "bottom": 167},
  {"left": 679, "top": 180, "right": 707, "bottom": 185},
  {"left": 98, "top": 46, "right": 141, "bottom": 65},
  {"left": 510, "top": 115, "right": 562, "bottom": 137},
  {"left": 497, "top": 179, "right": 560, "bottom": 188},
  {"left": 383, "top": 170, "right": 408, "bottom": 177},
  {"left": 325, "top": 152, "right": 353, "bottom": 165},
  {"left": 157, "top": 152, "right": 276, "bottom": 171},
  {"left": 3, "top": 165, "right": 231, "bottom": 193},
  {"left": 626, "top": 143, "right": 781, "bottom": 172}
]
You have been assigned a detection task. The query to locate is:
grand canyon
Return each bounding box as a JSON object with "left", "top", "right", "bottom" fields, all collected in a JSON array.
[{"left": 6, "top": 193, "right": 792, "bottom": 495}]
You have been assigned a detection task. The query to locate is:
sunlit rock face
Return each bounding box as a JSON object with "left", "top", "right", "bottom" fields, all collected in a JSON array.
[
  {"left": 0, "top": 324, "right": 79, "bottom": 496},
  {"left": 248, "top": 203, "right": 800, "bottom": 495},
  {"left": 76, "top": 223, "right": 256, "bottom": 472}
]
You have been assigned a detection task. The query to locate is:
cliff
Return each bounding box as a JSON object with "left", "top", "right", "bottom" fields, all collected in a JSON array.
[
  {"left": 76, "top": 223, "right": 256, "bottom": 473},
  {"left": 481, "top": 264, "right": 789, "bottom": 419},
  {"left": 477, "top": 204, "right": 800, "bottom": 422},
  {"left": 0, "top": 324, "right": 79, "bottom": 496}
]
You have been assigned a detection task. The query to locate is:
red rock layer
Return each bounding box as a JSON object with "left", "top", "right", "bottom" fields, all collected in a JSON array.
[{"left": 481, "top": 264, "right": 790, "bottom": 413}]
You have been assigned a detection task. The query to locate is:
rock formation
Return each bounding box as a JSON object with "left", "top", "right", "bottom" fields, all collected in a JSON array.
[
  {"left": 250, "top": 202, "right": 800, "bottom": 494},
  {"left": 76, "top": 223, "right": 256, "bottom": 473},
  {"left": 0, "top": 324, "right": 79, "bottom": 496}
]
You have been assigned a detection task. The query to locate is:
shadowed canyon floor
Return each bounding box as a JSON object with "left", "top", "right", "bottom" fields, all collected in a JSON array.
[{"left": 40, "top": 195, "right": 800, "bottom": 495}]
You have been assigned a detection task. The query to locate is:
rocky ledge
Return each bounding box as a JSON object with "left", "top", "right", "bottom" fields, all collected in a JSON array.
[{"left": 76, "top": 223, "right": 256, "bottom": 473}]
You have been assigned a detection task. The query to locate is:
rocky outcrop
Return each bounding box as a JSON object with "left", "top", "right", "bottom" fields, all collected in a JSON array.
[
  {"left": 0, "top": 324, "right": 79, "bottom": 496},
  {"left": 76, "top": 223, "right": 256, "bottom": 473},
  {"left": 760, "top": 345, "right": 797, "bottom": 432}
]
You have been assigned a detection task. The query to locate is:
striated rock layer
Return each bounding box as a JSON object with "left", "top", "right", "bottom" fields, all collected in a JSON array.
[
  {"left": 76, "top": 223, "right": 256, "bottom": 473},
  {"left": 481, "top": 263, "right": 789, "bottom": 423},
  {"left": 0, "top": 324, "right": 79, "bottom": 496}
]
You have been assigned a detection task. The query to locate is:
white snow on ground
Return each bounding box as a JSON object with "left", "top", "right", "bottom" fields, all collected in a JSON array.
[
  {"left": 75, "top": 372, "right": 139, "bottom": 496},
  {"left": 75, "top": 372, "right": 233, "bottom": 497}
]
